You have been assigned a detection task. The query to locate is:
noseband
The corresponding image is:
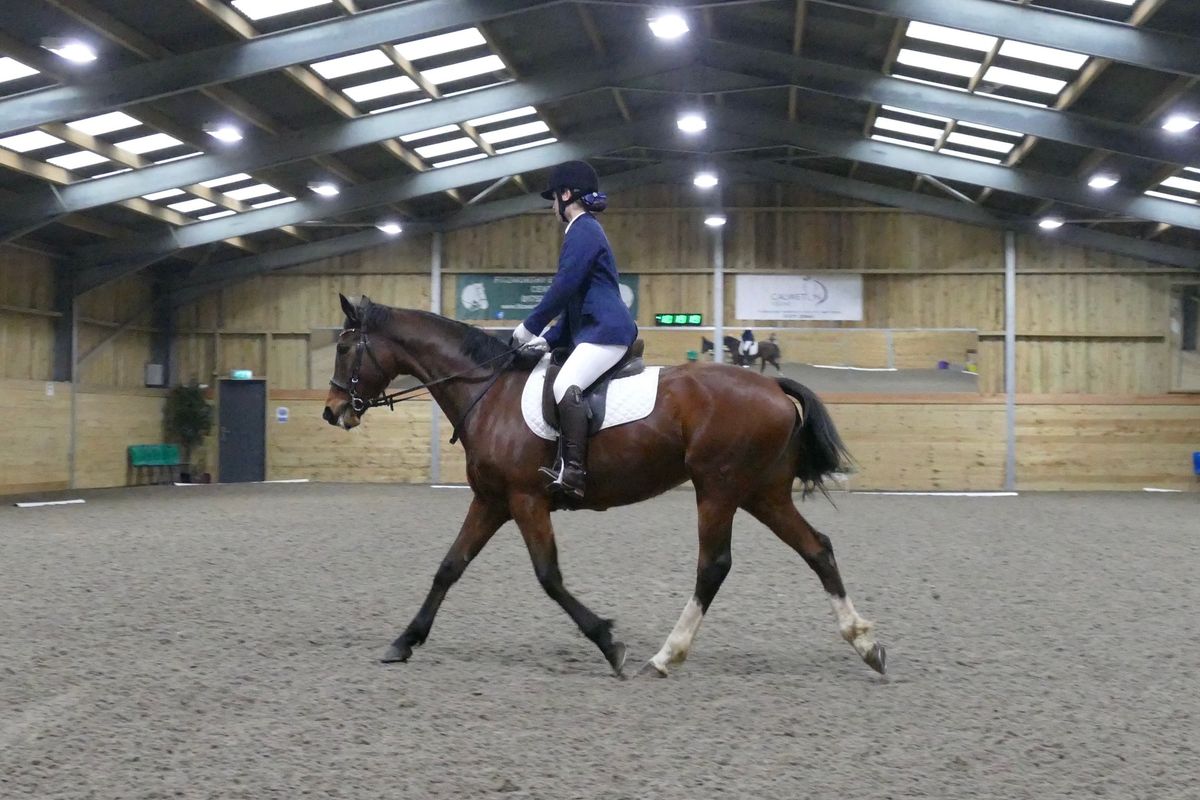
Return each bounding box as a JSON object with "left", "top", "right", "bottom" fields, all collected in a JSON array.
[{"left": 329, "top": 325, "right": 523, "bottom": 443}]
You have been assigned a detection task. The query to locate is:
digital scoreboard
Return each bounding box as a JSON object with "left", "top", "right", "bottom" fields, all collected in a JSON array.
[{"left": 654, "top": 313, "right": 704, "bottom": 326}]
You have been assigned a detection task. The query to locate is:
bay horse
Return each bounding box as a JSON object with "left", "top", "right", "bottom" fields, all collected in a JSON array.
[
  {"left": 324, "top": 295, "right": 885, "bottom": 678},
  {"left": 701, "top": 335, "right": 783, "bottom": 373}
]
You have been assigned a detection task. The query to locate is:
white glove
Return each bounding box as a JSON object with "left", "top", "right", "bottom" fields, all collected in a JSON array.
[
  {"left": 522, "top": 335, "right": 549, "bottom": 352},
  {"left": 512, "top": 322, "right": 535, "bottom": 345}
]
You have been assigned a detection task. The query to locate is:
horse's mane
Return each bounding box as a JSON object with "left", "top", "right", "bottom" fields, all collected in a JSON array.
[{"left": 360, "top": 301, "right": 511, "bottom": 368}]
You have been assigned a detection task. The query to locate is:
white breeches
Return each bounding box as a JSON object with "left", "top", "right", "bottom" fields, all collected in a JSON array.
[
  {"left": 553, "top": 343, "right": 627, "bottom": 403},
  {"left": 739, "top": 341, "right": 758, "bottom": 357}
]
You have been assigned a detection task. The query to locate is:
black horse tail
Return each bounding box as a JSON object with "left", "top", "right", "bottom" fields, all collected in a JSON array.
[{"left": 776, "top": 378, "right": 852, "bottom": 497}]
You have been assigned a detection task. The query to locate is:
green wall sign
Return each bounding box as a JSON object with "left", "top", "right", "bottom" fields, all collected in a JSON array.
[{"left": 455, "top": 274, "right": 639, "bottom": 322}]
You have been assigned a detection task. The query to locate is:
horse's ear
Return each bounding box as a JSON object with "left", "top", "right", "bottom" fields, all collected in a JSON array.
[{"left": 339, "top": 293, "right": 358, "bottom": 324}]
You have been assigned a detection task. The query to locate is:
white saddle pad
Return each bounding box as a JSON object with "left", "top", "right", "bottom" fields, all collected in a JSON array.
[{"left": 521, "top": 354, "right": 663, "bottom": 441}]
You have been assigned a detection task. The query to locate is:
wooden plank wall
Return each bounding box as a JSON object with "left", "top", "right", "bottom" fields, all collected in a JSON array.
[
  {"left": 74, "top": 388, "right": 169, "bottom": 489},
  {"left": 0, "top": 247, "right": 57, "bottom": 381}
]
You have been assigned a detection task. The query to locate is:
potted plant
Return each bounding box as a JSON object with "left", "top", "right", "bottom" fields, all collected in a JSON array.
[{"left": 164, "top": 383, "right": 213, "bottom": 483}]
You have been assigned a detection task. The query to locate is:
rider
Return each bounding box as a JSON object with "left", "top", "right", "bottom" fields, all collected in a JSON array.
[
  {"left": 738, "top": 329, "right": 757, "bottom": 360},
  {"left": 510, "top": 160, "right": 637, "bottom": 499}
]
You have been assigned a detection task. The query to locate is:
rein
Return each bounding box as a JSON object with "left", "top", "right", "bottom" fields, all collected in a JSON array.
[{"left": 329, "top": 326, "right": 522, "bottom": 444}]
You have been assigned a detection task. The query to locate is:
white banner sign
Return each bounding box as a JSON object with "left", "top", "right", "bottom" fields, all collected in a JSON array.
[{"left": 735, "top": 273, "right": 863, "bottom": 321}]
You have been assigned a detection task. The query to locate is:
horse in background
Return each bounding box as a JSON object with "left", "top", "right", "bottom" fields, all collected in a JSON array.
[{"left": 701, "top": 334, "right": 784, "bottom": 373}]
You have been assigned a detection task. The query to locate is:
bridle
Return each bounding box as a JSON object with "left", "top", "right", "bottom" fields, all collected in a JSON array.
[{"left": 329, "top": 325, "right": 522, "bottom": 444}]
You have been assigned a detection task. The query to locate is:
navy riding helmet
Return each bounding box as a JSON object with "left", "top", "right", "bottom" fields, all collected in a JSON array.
[{"left": 542, "top": 160, "right": 607, "bottom": 218}]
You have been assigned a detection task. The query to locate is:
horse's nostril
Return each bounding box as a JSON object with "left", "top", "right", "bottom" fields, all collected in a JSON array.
[{"left": 323, "top": 407, "right": 336, "bottom": 425}]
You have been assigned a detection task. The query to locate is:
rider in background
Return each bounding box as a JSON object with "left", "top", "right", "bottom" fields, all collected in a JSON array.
[
  {"left": 738, "top": 329, "right": 757, "bottom": 363},
  {"left": 510, "top": 160, "right": 637, "bottom": 499}
]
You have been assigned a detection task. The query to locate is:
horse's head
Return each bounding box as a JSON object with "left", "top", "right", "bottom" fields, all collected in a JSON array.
[
  {"left": 323, "top": 294, "right": 398, "bottom": 430},
  {"left": 700, "top": 336, "right": 713, "bottom": 354}
]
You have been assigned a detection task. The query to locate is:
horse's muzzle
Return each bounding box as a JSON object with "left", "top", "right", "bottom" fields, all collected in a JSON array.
[{"left": 322, "top": 406, "right": 338, "bottom": 426}]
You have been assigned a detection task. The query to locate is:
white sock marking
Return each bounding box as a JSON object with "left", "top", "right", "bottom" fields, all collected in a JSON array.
[
  {"left": 649, "top": 596, "right": 705, "bottom": 674},
  {"left": 829, "top": 594, "right": 877, "bottom": 658}
]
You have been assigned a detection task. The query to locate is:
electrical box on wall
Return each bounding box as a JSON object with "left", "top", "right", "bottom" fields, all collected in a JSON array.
[{"left": 144, "top": 363, "right": 165, "bottom": 387}]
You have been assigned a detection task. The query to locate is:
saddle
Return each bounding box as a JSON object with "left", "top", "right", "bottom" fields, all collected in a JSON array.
[{"left": 542, "top": 340, "right": 646, "bottom": 435}]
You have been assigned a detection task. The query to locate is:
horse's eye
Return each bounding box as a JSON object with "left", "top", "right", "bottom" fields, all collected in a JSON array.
[{"left": 336, "top": 345, "right": 349, "bottom": 355}]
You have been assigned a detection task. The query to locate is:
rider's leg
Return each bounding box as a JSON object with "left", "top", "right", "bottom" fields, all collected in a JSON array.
[{"left": 539, "top": 343, "right": 626, "bottom": 498}]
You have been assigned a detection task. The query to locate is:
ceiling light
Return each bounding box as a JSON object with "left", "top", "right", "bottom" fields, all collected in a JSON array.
[
  {"left": 1088, "top": 174, "right": 1119, "bottom": 190},
  {"left": 1162, "top": 115, "right": 1199, "bottom": 134},
  {"left": 677, "top": 113, "right": 706, "bottom": 134},
  {"left": 693, "top": 172, "right": 718, "bottom": 189},
  {"left": 704, "top": 214, "right": 726, "bottom": 228},
  {"left": 0, "top": 56, "right": 39, "bottom": 83},
  {"left": 205, "top": 123, "right": 243, "bottom": 143},
  {"left": 231, "top": 0, "right": 332, "bottom": 21},
  {"left": 308, "top": 182, "right": 339, "bottom": 197},
  {"left": 1038, "top": 217, "right": 1064, "bottom": 230},
  {"left": 648, "top": 13, "right": 689, "bottom": 40},
  {"left": 377, "top": 222, "right": 402, "bottom": 235},
  {"left": 42, "top": 39, "right": 97, "bottom": 63}
]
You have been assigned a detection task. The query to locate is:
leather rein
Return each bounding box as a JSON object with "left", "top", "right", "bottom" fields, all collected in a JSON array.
[{"left": 329, "top": 326, "right": 522, "bottom": 445}]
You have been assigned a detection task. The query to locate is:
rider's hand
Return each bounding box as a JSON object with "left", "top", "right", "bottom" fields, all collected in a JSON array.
[
  {"left": 521, "top": 335, "right": 549, "bottom": 352},
  {"left": 511, "top": 322, "right": 535, "bottom": 345}
]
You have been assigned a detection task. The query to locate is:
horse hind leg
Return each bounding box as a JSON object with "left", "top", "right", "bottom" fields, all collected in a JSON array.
[
  {"left": 642, "top": 493, "right": 735, "bottom": 677},
  {"left": 743, "top": 491, "right": 886, "bottom": 674}
]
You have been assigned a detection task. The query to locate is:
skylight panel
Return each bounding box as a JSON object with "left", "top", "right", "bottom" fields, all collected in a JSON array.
[
  {"left": 467, "top": 106, "right": 538, "bottom": 127},
  {"left": 46, "top": 151, "right": 109, "bottom": 170},
  {"left": 941, "top": 149, "right": 1002, "bottom": 164},
  {"left": 495, "top": 137, "right": 557, "bottom": 154},
  {"left": 997, "top": 41, "right": 1089, "bottom": 70},
  {"left": 880, "top": 105, "right": 950, "bottom": 124},
  {"left": 0, "top": 56, "right": 39, "bottom": 83},
  {"left": 895, "top": 50, "right": 980, "bottom": 79},
  {"left": 421, "top": 55, "right": 505, "bottom": 86},
  {"left": 231, "top": 0, "right": 332, "bottom": 21},
  {"left": 368, "top": 97, "right": 431, "bottom": 115},
  {"left": 1160, "top": 175, "right": 1200, "bottom": 194},
  {"left": 957, "top": 121, "right": 1022, "bottom": 138},
  {"left": 394, "top": 28, "right": 487, "bottom": 62},
  {"left": 343, "top": 75, "right": 418, "bottom": 103},
  {"left": 168, "top": 198, "right": 216, "bottom": 213},
  {"left": 0, "top": 130, "right": 64, "bottom": 152},
  {"left": 252, "top": 196, "right": 296, "bottom": 208},
  {"left": 311, "top": 50, "right": 393, "bottom": 80},
  {"left": 905, "top": 21, "right": 997, "bottom": 52},
  {"left": 143, "top": 188, "right": 186, "bottom": 201},
  {"left": 982, "top": 67, "right": 1067, "bottom": 95},
  {"left": 975, "top": 91, "right": 1048, "bottom": 108},
  {"left": 400, "top": 124, "right": 460, "bottom": 143},
  {"left": 414, "top": 137, "right": 476, "bottom": 159},
  {"left": 479, "top": 120, "right": 550, "bottom": 144},
  {"left": 894, "top": 75, "right": 969, "bottom": 93},
  {"left": 946, "top": 131, "right": 1015, "bottom": 153},
  {"left": 115, "top": 133, "right": 184, "bottom": 155},
  {"left": 153, "top": 152, "right": 202, "bottom": 165},
  {"left": 224, "top": 183, "right": 279, "bottom": 201},
  {"left": 874, "top": 117, "right": 945, "bottom": 140},
  {"left": 199, "top": 173, "right": 252, "bottom": 188},
  {"left": 67, "top": 111, "right": 141, "bottom": 136},
  {"left": 91, "top": 168, "right": 133, "bottom": 179},
  {"left": 870, "top": 134, "right": 935, "bottom": 152},
  {"left": 434, "top": 153, "right": 489, "bottom": 169},
  {"left": 1095, "top": 0, "right": 1136, "bottom": 5},
  {"left": 1186, "top": 167, "right": 1200, "bottom": 175},
  {"left": 198, "top": 210, "right": 237, "bottom": 220}
]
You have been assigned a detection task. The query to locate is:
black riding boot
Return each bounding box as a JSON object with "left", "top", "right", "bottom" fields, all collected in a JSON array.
[{"left": 539, "top": 385, "right": 589, "bottom": 498}]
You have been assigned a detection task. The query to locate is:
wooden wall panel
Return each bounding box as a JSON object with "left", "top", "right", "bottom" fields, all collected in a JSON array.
[
  {"left": 829, "top": 402, "right": 1008, "bottom": 490},
  {"left": 267, "top": 395, "right": 431, "bottom": 483},
  {"left": 1018, "top": 273, "right": 1168, "bottom": 336},
  {"left": 0, "top": 247, "right": 55, "bottom": 308},
  {"left": 270, "top": 335, "right": 310, "bottom": 390},
  {"left": 173, "top": 333, "right": 216, "bottom": 386},
  {"left": 444, "top": 217, "right": 558, "bottom": 272},
  {"left": 1, "top": 246, "right": 57, "bottom": 381},
  {"left": 891, "top": 330, "right": 980, "bottom": 370},
  {"left": 1016, "top": 340, "right": 1169, "bottom": 395},
  {"left": 1017, "top": 404, "right": 1200, "bottom": 491},
  {"left": 0, "top": 380, "right": 70, "bottom": 494},
  {"left": 217, "top": 334, "right": 265, "bottom": 377},
  {"left": 74, "top": 389, "right": 167, "bottom": 489}
]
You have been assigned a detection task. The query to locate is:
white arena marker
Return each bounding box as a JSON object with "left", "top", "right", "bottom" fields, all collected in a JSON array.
[
  {"left": 1143, "top": 487, "right": 1183, "bottom": 493},
  {"left": 15, "top": 498, "right": 86, "bottom": 508},
  {"left": 809, "top": 364, "right": 899, "bottom": 372},
  {"left": 859, "top": 491, "right": 1017, "bottom": 496},
  {"left": 432, "top": 484, "right": 471, "bottom": 489},
  {"left": 261, "top": 479, "right": 310, "bottom": 484},
  {"left": 173, "top": 482, "right": 206, "bottom": 486}
]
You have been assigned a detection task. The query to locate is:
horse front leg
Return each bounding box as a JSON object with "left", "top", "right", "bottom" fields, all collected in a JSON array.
[
  {"left": 509, "top": 492, "right": 627, "bottom": 677},
  {"left": 381, "top": 496, "right": 509, "bottom": 663}
]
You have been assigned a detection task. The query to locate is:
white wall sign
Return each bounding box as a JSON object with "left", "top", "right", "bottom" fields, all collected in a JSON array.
[
  {"left": 735, "top": 273, "right": 863, "bottom": 321},
  {"left": 276, "top": 407, "right": 289, "bottom": 423}
]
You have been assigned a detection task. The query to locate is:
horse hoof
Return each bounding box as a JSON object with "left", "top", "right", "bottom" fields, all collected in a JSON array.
[
  {"left": 380, "top": 642, "right": 412, "bottom": 664},
  {"left": 606, "top": 641, "right": 627, "bottom": 678},
  {"left": 637, "top": 659, "right": 668, "bottom": 678},
  {"left": 864, "top": 643, "right": 887, "bottom": 675}
]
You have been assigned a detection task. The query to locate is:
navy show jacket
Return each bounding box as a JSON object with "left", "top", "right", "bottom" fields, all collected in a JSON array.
[{"left": 523, "top": 213, "right": 637, "bottom": 349}]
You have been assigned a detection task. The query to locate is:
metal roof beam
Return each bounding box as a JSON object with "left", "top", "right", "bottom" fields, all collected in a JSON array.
[
  {"left": 0, "top": 0, "right": 561, "bottom": 137},
  {"left": 731, "top": 159, "right": 1198, "bottom": 270},
  {"left": 0, "top": 50, "right": 687, "bottom": 243},
  {"left": 170, "top": 161, "right": 686, "bottom": 306},
  {"left": 73, "top": 117, "right": 668, "bottom": 295},
  {"left": 808, "top": 0, "right": 1200, "bottom": 78},
  {"left": 697, "top": 39, "right": 1200, "bottom": 167},
  {"left": 712, "top": 110, "right": 1200, "bottom": 234}
]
